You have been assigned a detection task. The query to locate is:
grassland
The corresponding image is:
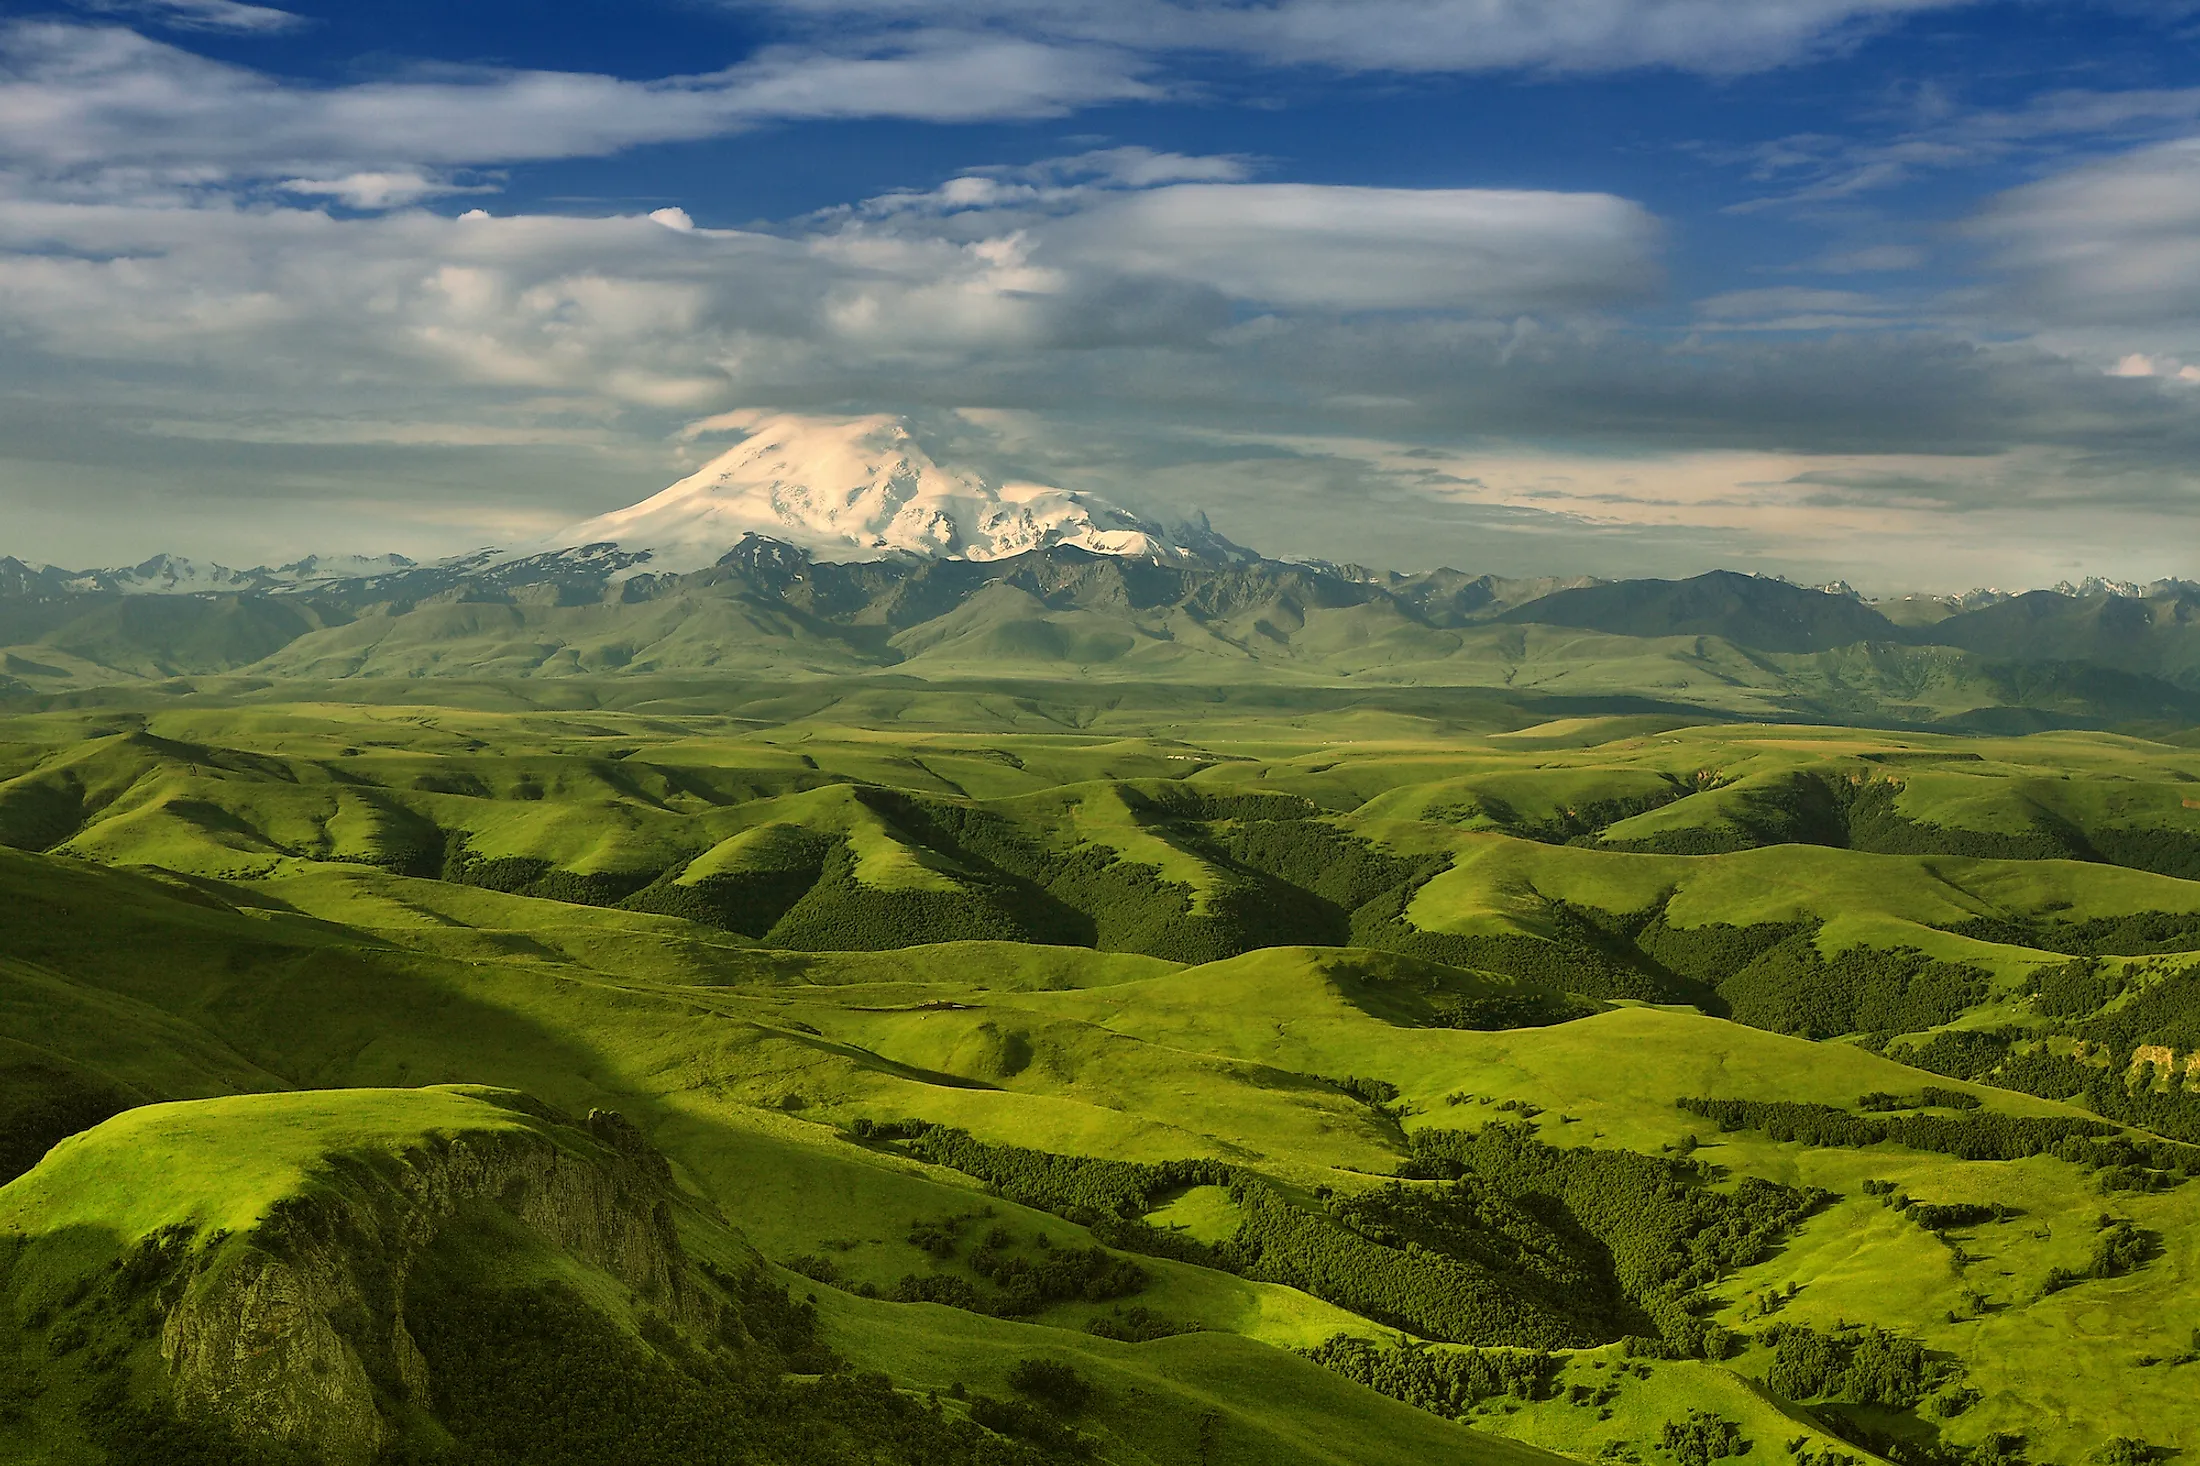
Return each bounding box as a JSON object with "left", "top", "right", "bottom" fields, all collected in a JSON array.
[{"left": 4, "top": 686, "right": 2200, "bottom": 1464}]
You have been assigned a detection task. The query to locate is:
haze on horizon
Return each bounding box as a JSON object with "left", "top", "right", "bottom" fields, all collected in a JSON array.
[{"left": 1, "top": 0, "right": 2198, "bottom": 596}]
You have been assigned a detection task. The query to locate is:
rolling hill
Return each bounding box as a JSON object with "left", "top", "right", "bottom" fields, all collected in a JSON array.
[
  {"left": 8, "top": 429, "right": 2200, "bottom": 1464},
  {"left": 8, "top": 694, "right": 2200, "bottom": 1459},
  {"left": 1492, "top": 570, "right": 1902, "bottom": 654},
  {"left": 7, "top": 550, "right": 2200, "bottom": 741}
]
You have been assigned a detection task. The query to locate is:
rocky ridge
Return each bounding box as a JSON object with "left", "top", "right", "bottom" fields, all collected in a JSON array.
[{"left": 32, "top": 1089, "right": 721, "bottom": 1465}]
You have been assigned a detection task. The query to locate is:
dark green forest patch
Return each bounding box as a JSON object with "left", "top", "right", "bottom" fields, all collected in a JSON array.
[{"left": 883, "top": 1120, "right": 1822, "bottom": 1357}]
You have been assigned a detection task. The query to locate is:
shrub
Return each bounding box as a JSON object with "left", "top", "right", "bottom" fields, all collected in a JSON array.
[
  {"left": 1005, "top": 1359, "right": 1092, "bottom": 1414},
  {"left": 1660, "top": 1411, "right": 1745, "bottom": 1466}
]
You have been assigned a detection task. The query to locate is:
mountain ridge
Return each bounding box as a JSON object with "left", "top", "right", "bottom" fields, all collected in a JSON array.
[
  {"left": 20, "top": 411, "right": 2188, "bottom": 606},
  {"left": 3, "top": 407, "right": 2195, "bottom": 728},
  {"left": 4, "top": 541, "right": 2200, "bottom": 736}
]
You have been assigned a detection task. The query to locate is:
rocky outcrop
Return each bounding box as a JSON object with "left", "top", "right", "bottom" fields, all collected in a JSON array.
[
  {"left": 157, "top": 1095, "right": 711, "bottom": 1466},
  {"left": 2128, "top": 1044, "right": 2178, "bottom": 1090}
]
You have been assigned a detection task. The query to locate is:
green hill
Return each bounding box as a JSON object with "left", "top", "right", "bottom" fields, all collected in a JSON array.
[
  {"left": 10, "top": 555, "right": 2200, "bottom": 733},
  {"left": 5, "top": 1085, "right": 1565, "bottom": 1466},
  {"left": 6, "top": 689, "right": 2200, "bottom": 1461},
  {"left": 1496, "top": 570, "right": 1901, "bottom": 653},
  {"left": 1925, "top": 586, "right": 2200, "bottom": 686}
]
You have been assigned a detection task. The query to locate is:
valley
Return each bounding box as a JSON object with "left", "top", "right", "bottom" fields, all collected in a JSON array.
[{"left": 4, "top": 681, "right": 2200, "bottom": 1464}]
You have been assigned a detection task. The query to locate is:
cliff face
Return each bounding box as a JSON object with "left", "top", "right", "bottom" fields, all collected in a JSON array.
[{"left": 155, "top": 1101, "right": 711, "bottom": 1466}]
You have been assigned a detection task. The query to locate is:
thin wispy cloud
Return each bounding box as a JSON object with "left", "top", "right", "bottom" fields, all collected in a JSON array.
[
  {"left": 0, "top": 22, "right": 1153, "bottom": 191},
  {"left": 1, "top": 0, "right": 2197, "bottom": 581},
  {"left": 76, "top": 0, "right": 303, "bottom": 34},
  {"left": 745, "top": 0, "right": 1980, "bottom": 75},
  {"left": 1720, "top": 85, "right": 2200, "bottom": 212}
]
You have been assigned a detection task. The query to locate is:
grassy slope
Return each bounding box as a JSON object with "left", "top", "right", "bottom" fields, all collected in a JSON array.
[
  {"left": 12, "top": 700, "right": 2200, "bottom": 1459},
  {"left": 14, "top": 575, "right": 2200, "bottom": 737},
  {"left": 0, "top": 845, "right": 2140, "bottom": 1459},
  {"left": 2, "top": 1085, "right": 1570, "bottom": 1466},
  {"left": 0, "top": 840, "right": 1875, "bottom": 1460}
]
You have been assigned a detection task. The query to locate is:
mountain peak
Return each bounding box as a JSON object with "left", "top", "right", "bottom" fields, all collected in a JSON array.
[
  {"left": 63, "top": 554, "right": 261, "bottom": 596},
  {"left": 545, "top": 412, "right": 1242, "bottom": 571}
]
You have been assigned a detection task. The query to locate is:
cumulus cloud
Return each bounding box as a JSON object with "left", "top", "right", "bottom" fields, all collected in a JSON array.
[
  {"left": 2, "top": 9, "right": 2197, "bottom": 581},
  {"left": 4, "top": 144, "right": 2197, "bottom": 567}
]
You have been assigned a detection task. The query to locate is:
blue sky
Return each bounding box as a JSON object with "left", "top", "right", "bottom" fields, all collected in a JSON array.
[{"left": 2, "top": 0, "right": 2199, "bottom": 589}]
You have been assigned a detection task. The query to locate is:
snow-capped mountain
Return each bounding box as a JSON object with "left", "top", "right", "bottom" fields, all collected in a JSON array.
[
  {"left": 275, "top": 553, "right": 419, "bottom": 586},
  {"left": 543, "top": 413, "right": 1240, "bottom": 572},
  {"left": 2050, "top": 577, "right": 2148, "bottom": 599},
  {"left": 40, "top": 553, "right": 421, "bottom": 597},
  {"left": 62, "top": 554, "right": 268, "bottom": 596}
]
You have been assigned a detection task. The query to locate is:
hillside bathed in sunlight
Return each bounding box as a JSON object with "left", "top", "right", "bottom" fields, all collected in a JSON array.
[{"left": 7, "top": 3, "right": 2200, "bottom": 1465}]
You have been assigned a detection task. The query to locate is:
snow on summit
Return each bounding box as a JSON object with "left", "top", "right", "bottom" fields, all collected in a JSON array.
[{"left": 549, "top": 413, "right": 1218, "bottom": 570}]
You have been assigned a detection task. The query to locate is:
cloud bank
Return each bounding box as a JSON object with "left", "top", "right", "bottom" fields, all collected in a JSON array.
[{"left": 2, "top": 6, "right": 2198, "bottom": 590}]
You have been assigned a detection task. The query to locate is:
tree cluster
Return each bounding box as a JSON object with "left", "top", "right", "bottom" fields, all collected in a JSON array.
[
  {"left": 1763, "top": 1323, "right": 1941, "bottom": 1409},
  {"left": 1299, "top": 1335, "right": 1560, "bottom": 1418},
  {"left": 402, "top": 1280, "right": 1069, "bottom": 1466},
  {"left": 1660, "top": 1410, "right": 1747, "bottom": 1466}
]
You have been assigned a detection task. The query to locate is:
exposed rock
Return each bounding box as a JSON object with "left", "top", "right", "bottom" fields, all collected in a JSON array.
[{"left": 157, "top": 1099, "right": 710, "bottom": 1466}]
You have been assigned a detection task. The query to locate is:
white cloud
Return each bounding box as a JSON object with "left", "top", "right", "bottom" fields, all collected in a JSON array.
[
  {"left": 278, "top": 171, "right": 485, "bottom": 209},
  {"left": 80, "top": 0, "right": 303, "bottom": 34},
  {"left": 1721, "top": 86, "right": 2200, "bottom": 213},
  {"left": 1067, "top": 147, "right": 1251, "bottom": 187},
  {"left": 1689, "top": 285, "right": 1908, "bottom": 331},
  {"left": 705, "top": 35, "right": 1155, "bottom": 121},
  {"left": 0, "top": 22, "right": 1153, "bottom": 195},
  {"left": 1973, "top": 137, "right": 2200, "bottom": 328},
  {"left": 817, "top": 164, "right": 1662, "bottom": 315},
  {"left": 0, "top": 54, "right": 2195, "bottom": 581},
  {"left": 1049, "top": 183, "right": 1662, "bottom": 310},
  {"left": 753, "top": 0, "right": 1978, "bottom": 75}
]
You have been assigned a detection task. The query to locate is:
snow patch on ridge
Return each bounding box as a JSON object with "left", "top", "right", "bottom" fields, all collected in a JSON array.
[{"left": 56, "top": 553, "right": 421, "bottom": 596}]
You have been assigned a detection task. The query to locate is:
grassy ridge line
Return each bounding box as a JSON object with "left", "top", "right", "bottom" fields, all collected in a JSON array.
[
  {"left": 1399, "top": 834, "right": 2200, "bottom": 939},
  {"left": 0, "top": 1095, "right": 1574, "bottom": 1464},
  {"left": 13, "top": 701, "right": 2200, "bottom": 1459},
  {"left": 0, "top": 1086, "right": 543, "bottom": 1244},
  {"left": 4, "top": 1085, "right": 1573, "bottom": 1466},
  {"left": 12, "top": 704, "right": 2200, "bottom": 920},
  {"left": 0, "top": 845, "right": 2164, "bottom": 1452},
  {"left": 6, "top": 559, "right": 2200, "bottom": 736}
]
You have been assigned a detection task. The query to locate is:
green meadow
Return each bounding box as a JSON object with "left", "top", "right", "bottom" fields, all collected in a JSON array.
[{"left": 5, "top": 680, "right": 2200, "bottom": 1464}]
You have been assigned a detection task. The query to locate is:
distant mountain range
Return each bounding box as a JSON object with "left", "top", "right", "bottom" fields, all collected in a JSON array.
[{"left": 3, "top": 414, "right": 2197, "bottom": 730}]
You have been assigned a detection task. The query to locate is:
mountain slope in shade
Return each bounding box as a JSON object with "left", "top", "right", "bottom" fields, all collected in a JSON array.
[
  {"left": 1925, "top": 584, "right": 2200, "bottom": 687},
  {"left": 549, "top": 412, "right": 1238, "bottom": 570},
  {"left": 1497, "top": 569, "right": 1902, "bottom": 653}
]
